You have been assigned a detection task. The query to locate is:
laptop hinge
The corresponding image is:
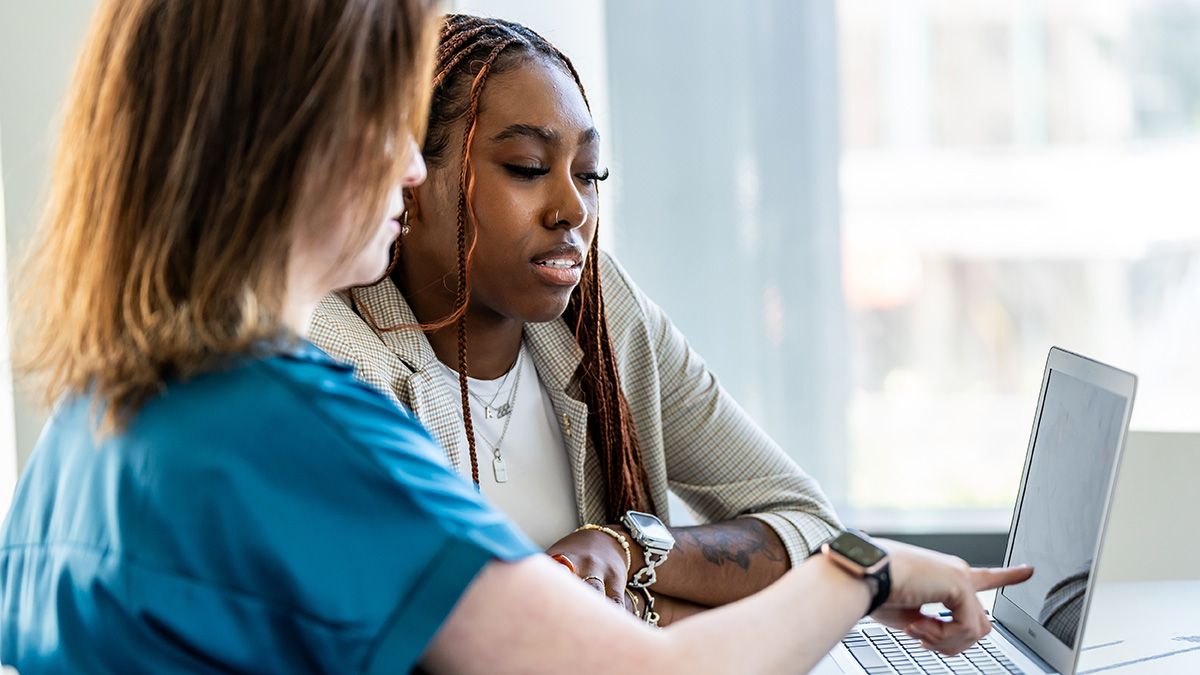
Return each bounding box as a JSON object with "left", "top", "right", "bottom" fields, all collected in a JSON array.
[{"left": 992, "top": 621, "right": 1057, "bottom": 674}]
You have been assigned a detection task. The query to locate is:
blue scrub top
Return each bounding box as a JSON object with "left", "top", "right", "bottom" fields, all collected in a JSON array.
[{"left": 0, "top": 342, "right": 538, "bottom": 674}]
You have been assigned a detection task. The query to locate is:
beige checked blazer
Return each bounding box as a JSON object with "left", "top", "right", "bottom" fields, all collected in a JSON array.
[{"left": 309, "top": 251, "right": 842, "bottom": 565}]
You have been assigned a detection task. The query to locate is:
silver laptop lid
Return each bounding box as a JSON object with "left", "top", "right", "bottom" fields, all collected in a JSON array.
[{"left": 992, "top": 347, "right": 1137, "bottom": 674}]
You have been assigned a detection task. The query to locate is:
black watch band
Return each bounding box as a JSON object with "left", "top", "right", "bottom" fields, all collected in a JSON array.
[
  {"left": 864, "top": 564, "right": 891, "bottom": 615},
  {"left": 811, "top": 532, "right": 892, "bottom": 617}
]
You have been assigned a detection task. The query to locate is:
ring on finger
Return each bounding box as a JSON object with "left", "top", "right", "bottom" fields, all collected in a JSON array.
[
  {"left": 582, "top": 574, "right": 605, "bottom": 586},
  {"left": 550, "top": 553, "right": 576, "bottom": 574}
]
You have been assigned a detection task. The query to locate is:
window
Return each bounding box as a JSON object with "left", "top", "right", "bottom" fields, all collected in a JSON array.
[{"left": 840, "top": 0, "right": 1200, "bottom": 527}]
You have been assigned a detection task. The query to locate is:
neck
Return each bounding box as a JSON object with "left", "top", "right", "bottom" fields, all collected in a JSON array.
[
  {"left": 282, "top": 292, "right": 318, "bottom": 339},
  {"left": 426, "top": 316, "right": 523, "bottom": 380},
  {"left": 396, "top": 270, "right": 523, "bottom": 380}
]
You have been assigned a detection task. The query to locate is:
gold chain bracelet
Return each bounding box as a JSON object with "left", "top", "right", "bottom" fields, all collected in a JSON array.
[{"left": 575, "top": 524, "right": 632, "bottom": 574}]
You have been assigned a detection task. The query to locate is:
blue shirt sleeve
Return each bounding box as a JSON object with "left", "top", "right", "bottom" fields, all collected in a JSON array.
[{"left": 223, "top": 348, "right": 540, "bottom": 672}]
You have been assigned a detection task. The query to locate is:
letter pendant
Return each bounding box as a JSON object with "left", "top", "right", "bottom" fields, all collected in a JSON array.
[{"left": 492, "top": 456, "right": 508, "bottom": 483}]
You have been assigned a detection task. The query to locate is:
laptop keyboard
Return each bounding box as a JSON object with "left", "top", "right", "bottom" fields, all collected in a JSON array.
[{"left": 842, "top": 625, "right": 1025, "bottom": 674}]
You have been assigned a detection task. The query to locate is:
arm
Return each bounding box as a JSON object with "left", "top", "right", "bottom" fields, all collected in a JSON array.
[
  {"left": 546, "top": 517, "right": 788, "bottom": 615},
  {"left": 640, "top": 518, "right": 789, "bottom": 607},
  {"left": 421, "top": 542, "right": 1035, "bottom": 675},
  {"left": 594, "top": 254, "right": 841, "bottom": 603}
]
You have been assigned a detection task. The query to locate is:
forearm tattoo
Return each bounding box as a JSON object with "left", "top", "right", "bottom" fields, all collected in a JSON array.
[{"left": 672, "top": 521, "right": 788, "bottom": 571}]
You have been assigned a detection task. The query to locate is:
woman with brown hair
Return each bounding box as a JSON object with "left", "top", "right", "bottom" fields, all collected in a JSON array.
[
  {"left": 1, "top": 1, "right": 1032, "bottom": 673},
  {"left": 310, "top": 13, "right": 843, "bottom": 624},
  {"left": 0, "top": 0, "right": 493, "bottom": 672}
]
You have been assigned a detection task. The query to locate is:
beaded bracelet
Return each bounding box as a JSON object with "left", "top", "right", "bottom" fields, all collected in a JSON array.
[{"left": 575, "top": 524, "right": 632, "bottom": 574}]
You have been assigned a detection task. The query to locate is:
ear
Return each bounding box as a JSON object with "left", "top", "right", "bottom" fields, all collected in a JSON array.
[{"left": 402, "top": 186, "right": 423, "bottom": 228}]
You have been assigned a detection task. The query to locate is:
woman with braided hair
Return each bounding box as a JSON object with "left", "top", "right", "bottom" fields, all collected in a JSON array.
[{"left": 313, "top": 13, "right": 838, "bottom": 624}]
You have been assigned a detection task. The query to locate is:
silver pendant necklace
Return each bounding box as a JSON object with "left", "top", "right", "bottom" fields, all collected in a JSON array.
[
  {"left": 467, "top": 349, "right": 522, "bottom": 419},
  {"left": 468, "top": 348, "right": 524, "bottom": 482}
]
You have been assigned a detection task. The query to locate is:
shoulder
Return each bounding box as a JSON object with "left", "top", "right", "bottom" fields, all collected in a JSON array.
[
  {"left": 593, "top": 250, "right": 678, "bottom": 357},
  {"left": 309, "top": 285, "right": 438, "bottom": 406},
  {"left": 309, "top": 291, "right": 389, "bottom": 368},
  {"left": 246, "top": 345, "right": 529, "bottom": 552},
  {"left": 596, "top": 250, "right": 644, "bottom": 309},
  {"left": 245, "top": 342, "right": 434, "bottom": 459},
  {"left": 595, "top": 249, "right": 659, "bottom": 328}
]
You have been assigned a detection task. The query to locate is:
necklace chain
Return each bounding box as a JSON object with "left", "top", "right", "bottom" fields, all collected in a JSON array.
[
  {"left": 462, "top": 347, "right": 524, "bottom": 483},
  {"left": 466, "top": 349, "right": 522, "bottom": 418}
]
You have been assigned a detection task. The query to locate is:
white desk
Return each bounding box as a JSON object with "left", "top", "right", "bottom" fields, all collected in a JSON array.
[{"left": 1074, "top": 580, "right": 1200, "bottom": 674}]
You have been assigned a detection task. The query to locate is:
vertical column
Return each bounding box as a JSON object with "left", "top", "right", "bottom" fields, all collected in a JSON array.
[{"left": 604, "top": 0, "right": 848, "bottom": 503}]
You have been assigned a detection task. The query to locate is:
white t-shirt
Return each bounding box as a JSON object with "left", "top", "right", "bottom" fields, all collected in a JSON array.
[{"left": 437, "top": 343, "right": 576, "bottom": 549}]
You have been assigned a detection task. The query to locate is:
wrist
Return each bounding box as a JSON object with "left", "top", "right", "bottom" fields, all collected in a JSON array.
[
  {"left": 575, "top": 524, "right": 632, "bottom": 577},
  {"left": 611, "top": 524, "right": 644, "bottom": 583},
  {"left": 813, "top": 552, "right": 874, "bottom": 615},
  {"left": 811, "top": 530, "right": 892, "bottom": 616},
  {"left": 621, "top": 510, "right": 675, "bottom": 589}
]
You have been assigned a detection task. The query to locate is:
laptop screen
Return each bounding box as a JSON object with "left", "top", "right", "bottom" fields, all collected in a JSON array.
[{"left": 999, "top": 368, "right": 1128, "bottom": 648}]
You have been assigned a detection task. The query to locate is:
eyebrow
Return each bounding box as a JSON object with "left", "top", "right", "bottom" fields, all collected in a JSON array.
[{"left": 492, "top": 124, "right": 600, "bottom": 147}]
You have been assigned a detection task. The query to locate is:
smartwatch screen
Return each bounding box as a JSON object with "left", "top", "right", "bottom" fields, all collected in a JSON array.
[
  {"left": 829, "top": 532, "right": 887, "bottom": 567},
  {"left": 628, "top": 511, "right": 671, "bottom": 542}
]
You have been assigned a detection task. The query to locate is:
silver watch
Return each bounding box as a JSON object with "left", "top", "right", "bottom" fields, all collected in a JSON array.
[{"left": 622, "top": 510, "right": 675, "bottom": 588}]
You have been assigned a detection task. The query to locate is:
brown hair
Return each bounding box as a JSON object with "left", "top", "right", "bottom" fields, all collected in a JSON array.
[
  {"left": 377, "top": 14, "right": 655, "bottom": 520},
  {"left": 11, "top": 0, "right": 440, "bottom": 433}
]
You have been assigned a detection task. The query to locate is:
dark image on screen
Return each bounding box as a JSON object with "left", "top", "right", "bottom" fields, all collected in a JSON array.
[{"left": 1000, "top": 369, "right": 1127, "bottom": 648}]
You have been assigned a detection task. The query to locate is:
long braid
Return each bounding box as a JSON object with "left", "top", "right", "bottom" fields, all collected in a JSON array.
[
  {"left": 565, "top": 235, "right": 656, "bottom": 519},
  {"left": 450, "top": 37, "right": 516, "bottom": 486}
]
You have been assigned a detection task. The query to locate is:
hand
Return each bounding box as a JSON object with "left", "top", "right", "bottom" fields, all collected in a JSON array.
[
  {"left": 545, "top": 528, "right": 630, "bottom": 607},
  {"left": 870, "top": 539, "right": 1034, "bottom": 656}
]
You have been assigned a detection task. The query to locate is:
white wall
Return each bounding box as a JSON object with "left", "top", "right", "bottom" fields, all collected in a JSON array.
[
  {"left": 1097, "top": 431, "right": 1200, "bottom": 583},
  {"left": 0, "top": 0, "right": 99, "bottom": 499},
  {"left": 0, "top": 127, "right": 14, "bottom": 515}
]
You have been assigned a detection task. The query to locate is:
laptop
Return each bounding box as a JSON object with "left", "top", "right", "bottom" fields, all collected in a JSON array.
[{"left": 815, "top": 346, "right": 1138, "bottom": 675}]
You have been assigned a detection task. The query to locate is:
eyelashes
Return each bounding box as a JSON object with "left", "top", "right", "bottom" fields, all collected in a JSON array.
[
  {"left": 504, "top": 163, "right": 549, "bottom": 178},
  {"left": 503, "top": 164, "right": 610, "bottom": 184},
  {"left": 581, "top": 168, "right": 610, "bottom": 182}
]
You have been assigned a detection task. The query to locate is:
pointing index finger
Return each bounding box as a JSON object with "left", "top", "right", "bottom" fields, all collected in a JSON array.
[{"left": 972, "top": 565, "right": 1034, "bottom": 592}]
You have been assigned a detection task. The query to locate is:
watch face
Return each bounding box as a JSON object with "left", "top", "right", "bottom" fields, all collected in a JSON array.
[
  {"left": 626, "top": 511, "right": 673, "bottom": 544},
  {"left": 829, "top": 532, "right": 887, "bottom": 567}
]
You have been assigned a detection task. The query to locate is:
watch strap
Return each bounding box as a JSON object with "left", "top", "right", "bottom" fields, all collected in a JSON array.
[
  {"left": 622, "top": 511, "right": 673, "bottom": 589},
  {"left": 811, "top": 534, "right": 892, "bottom": 617},
  {"left": 864, "top": 563, "right": 891, "bottom": 615},
  {"left": 629, "top": 546, "right": 668, "bottom": 588}
]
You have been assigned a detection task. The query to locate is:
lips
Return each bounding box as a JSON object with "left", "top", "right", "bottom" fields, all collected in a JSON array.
[
  {"left": 531, "top": 244, "right": 585, "bottom": 286},
  {"left": 531, "top": 244, "right": 583, "bottom": 269},
  {"left": 535, "top": 258, "right": 578, "bottom": 269}
]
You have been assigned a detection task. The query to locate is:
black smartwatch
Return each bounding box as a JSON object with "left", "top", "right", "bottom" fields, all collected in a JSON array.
[{"left": 813, "top": 530, "right": 891, "bottom": 616}]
